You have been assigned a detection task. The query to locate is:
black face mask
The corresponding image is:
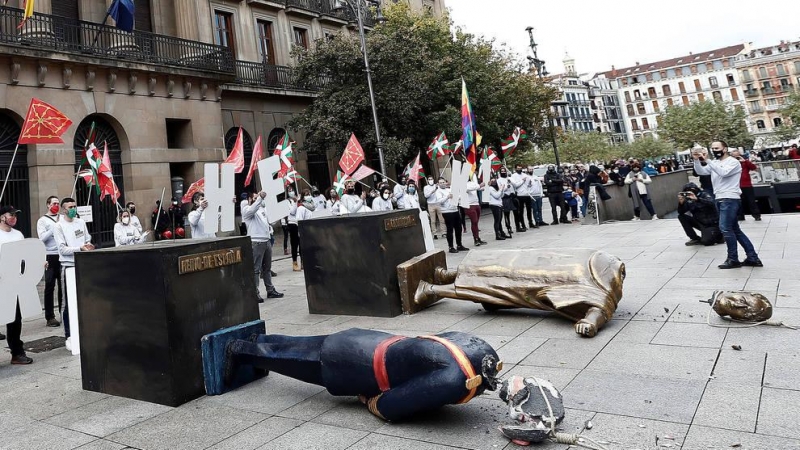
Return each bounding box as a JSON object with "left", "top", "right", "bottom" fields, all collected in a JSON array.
[
  {"left": 712, "top": 150, "right": 724, "bottom": 158},
  {"left": 515, "top": 169, "right": 522, "bottom": 174},
  {"left": 129, "top": 207, "right": 136, "bottom": 214},
  {"left": 346, "top": 189, "right": 355, "bottom": 195},
  {"left": 547, "top": 168, "right": 555, "bottom": 173},
  {"left": 500, "top": 172, "right": 507, "bottom": 178}
]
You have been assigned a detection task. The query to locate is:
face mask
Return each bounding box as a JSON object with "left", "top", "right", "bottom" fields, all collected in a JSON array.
[
  {"left": 49, "top": 204, "right": 60, "bottom": 214},
  {"left": 129, "top": 206, "right": 136, "bottom": 214},
  {"left": 427, "top": 179, "right": 434, "bottom": 186},
  {"left": 439, "top": 182, "right": 446, "bottom": 187},
  {"left": 408, "top": 186, "right": 416, "bottom": 194},
  {"left": 304, "top": 195, "right": 312, "bottom": 202},
  {"left": 122, "top": 217, "right": 130, "bottom": 225},
  {"left": 288, "top": 191, "right": 296, "bottom": 199},
  {"left": 632, "top": 169, "right": 640, "bottom": 173},
  {"left": 547, "top": 168, "right": 555, "bottom": 173},
  {"left": 382, "top": 193, "right": 390, "bottom": 200},
  {"left": 613, "top": 169, "right": 619, "bottom": 173},
  {"left": 346, "top": 188, "right": 355, "bottom": 195},
  {"left": 516, "top": 169, "right": 522, "bottom": 174},
  {"left": 712, "top": 150, "right": 724, "bottom": 158},
  {"left": 500, "top": 172, "right": 507, "bottom": 178},
  {"left": 3, "top": 216, "right": 17, "bottom": 227},
  {"left": 67, "top": 208, "right": 78, "bottom": 219}
]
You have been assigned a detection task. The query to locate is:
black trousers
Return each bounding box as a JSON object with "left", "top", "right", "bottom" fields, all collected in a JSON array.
[
  {"left": 511, "top": 198, "right": 525, "bottom": 229},
  {"left": 443, "top": 211, "right": 463, "bottom": 248},
  {"left": 517, "top": 195, "right": 533, "bottom": 226},
  {"left": 548, "top": 193, "right": 568, "bottom": 222},
  {"left": 679, "top": 214, "right": 719, "bottom": 245},
  {"left": 5, "top": 302, "right": 24, "bottom": 356},
  {"left": 282, "top": 224, "right": 290, "bottom": 251},
  {"left": 288, "top": 224, "right": 300, "bottom": 262},
  {"left": 44, "top": 254, "right": 62, "bottom": 320},
  {"left": 738, "top": 187, "right": 761, "bottom": 219},
  {"left": 490, "top": 205, "right": 503, "bottom": 236}
]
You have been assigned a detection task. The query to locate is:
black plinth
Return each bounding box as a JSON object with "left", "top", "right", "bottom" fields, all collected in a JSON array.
[
  {"left": 75, "top": 237, "right": 258, "bottom": 407},
  {"left": 299, "top": 210, "right": 427, "bottom": 317}
]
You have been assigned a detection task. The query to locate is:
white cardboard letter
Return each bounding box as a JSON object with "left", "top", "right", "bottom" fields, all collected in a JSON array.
[
  {"left": 65, "top": 267, "right": 80, "bottom": 356},
  {"left": 449, "top": 160, "right": 472, "bottom": 209},
  {"left": 204, "top": 163, "right": 235, "bottom": 233},
  {"left": 257, "top": 155, "right": 290, "bottom": 222},
  {"left": 0, "top": 239, "right": 46, "bottom": 324},
  {"left": 478, "top": 159, "right": 492, "bottom": 185}
]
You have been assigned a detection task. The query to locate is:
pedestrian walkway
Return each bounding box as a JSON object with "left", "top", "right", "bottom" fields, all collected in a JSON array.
[{"left": 3, "top": 213, "right": 799, "bottom": 450}]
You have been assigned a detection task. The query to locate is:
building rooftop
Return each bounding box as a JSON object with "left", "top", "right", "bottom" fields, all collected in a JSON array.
[{"left": 604, "top": 44, "right": 746, "bottom": 79}]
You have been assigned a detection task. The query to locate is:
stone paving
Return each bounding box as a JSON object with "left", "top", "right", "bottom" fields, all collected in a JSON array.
[{"left": 2, "top": 210, "right": 800, "bottom": 450}]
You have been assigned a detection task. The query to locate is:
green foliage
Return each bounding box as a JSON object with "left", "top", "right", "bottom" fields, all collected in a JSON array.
[
  {"left": 288, "top": 3, "right": 558, "bottom": 167},
  {"left": 772, "top": 90, "right": 800, "bottom": 143},
  {"left": 658, "top": 101, "right": 754, "bottom": 149},
  {"left": 622, "top": 136, "right": 675, "bottom": 161}
]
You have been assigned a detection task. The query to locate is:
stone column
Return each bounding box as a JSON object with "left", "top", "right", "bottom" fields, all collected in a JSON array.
[{"left": 174, "top": 0, "right": 200, "bottom": 41}]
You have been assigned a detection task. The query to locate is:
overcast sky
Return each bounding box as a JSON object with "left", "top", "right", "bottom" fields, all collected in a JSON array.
[{"left": 447, "top": 0, "right": 800, "bottom": 77}]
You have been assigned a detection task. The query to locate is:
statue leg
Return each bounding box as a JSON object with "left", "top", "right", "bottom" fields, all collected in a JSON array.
[
  {"left": 225, "top": 334, "right": 327, "bottom": 386},
  {"left": 433, "top": 267, "right": 458, "bottom": 284},
  {"left": 574, "top": 307, "right": 608, "bottom": 338},
  {"left": 414, "top": 281, "right": 457, "bottom": 308}
]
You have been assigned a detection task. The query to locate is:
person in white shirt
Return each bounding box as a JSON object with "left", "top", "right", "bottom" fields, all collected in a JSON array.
[
  {"left": 393, "top": 175, "right": 407, "bottom": 209},
  {"left": 527, "top": 167, "right": 546, "bottom": 227},
  {"left": 464, "top": 177, "right": 487, "bottom": 246},
  {"left": 114, "top": 209, "right": 144, "bottom": 246},
  {"left": 509, "top": 165, "right": 530, "bottom": 231},
  {"left": 372, "top": 186, "right": 394, "bottom": 211},
  {"left": 125, "top": 201, "right": 143, "bottom": 234},
  {"left": 242, "top": 191, "right": 284, "bottom": 302},
  {"left": 486, "top": 178, "right": 507, "bottom": 240},
  {"left": 438, "top": 178, "right": 468, "bottom": 254},
  {"left": 187, "top": 193, "right": 216, "bottom": 239},
  {"left": 311, "top": 188, "right": 327, "bottom": 212},
  {"left": 693, "top": 141, "right": 762, "bottom": 269},
  {"left": 0, "top": 204, "right": 34, "bottom": 364},
  {"left": 340, "top": 180, "right": 366, "bottom": 215},
  {"left": 624, "top": 164, "right": 658, "bottom": 221},
  {"left": 326, "top": 189, "right": 342, "bottom": 216},
  {"left": 288, "top": 189, "right": 316, "bottom": 271},
  {"left": 54, "top": 197, "right": 94, "bottom": 351},
  {"left": 400, "top": 181, "right": 420, "bottom": 210},
  {"left": 423, "top": 176, "right": 446, "bottom": 239},
  {"left": 496, "top": 168, "right": 517, "bottom": 237},
  {"left": 37, "top": 195, "right": 62, "bottom": 327}
]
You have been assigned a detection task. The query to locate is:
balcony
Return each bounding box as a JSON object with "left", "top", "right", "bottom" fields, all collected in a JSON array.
[
  {"left": 749, "top": 106, "right": 764, "bottom": 114},
  {"left": 0, "top": 5, "right": 235, "bottom": 76},
  {"left": 765, "top": 104, "right": 782, "bottom": 112},
  {"left": 780, "top": 84, "right": 794, "bottom": 92},
  {"left": 568, "top": 100, "right": 591, "bottom": 107},
  {"left": 285, "top": 0, "right": 376, "bottom": 27},
  {"left": 762, "top": 87, "right": 776, "bottom": 95},
  {"left": 744, "top": 89, "right": 760, "bottom": 98},
  {"left": 234, "top": 60, "right": 324, "bottom": 91}
]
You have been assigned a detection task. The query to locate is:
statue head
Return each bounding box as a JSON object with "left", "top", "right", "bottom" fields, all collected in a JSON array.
[
  {"left": 497, "top": 376, "right": 565, "bottom": 445},
  {"left": 706, "top": 290, "right": 773, "bottom": 322},
  {"left": 480, "top": 355, "right": 503, "bottom": 391},
  {"left": 588, "top": 251, "right": 626, "bottom": 303}
]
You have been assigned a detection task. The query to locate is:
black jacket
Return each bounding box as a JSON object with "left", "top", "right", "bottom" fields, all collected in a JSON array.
[
  {"left": 544, "top": 171, "right": 564, "bottom": 194},
  {"left": 678, "top": 191, "right": 718, "bottom": 226}
]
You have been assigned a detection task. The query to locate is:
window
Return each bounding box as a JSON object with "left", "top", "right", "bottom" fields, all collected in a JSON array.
[
  {"left": 777, "top": 64, "right": 786, "bottom": 76},
  {"left": 709, "top": 76, "right": 718, "bottom": 88},
  {"left": 698, "top": 93, "right": 705, "bottom": 102},
  {"left": 213, "top": 11, "right": 236, "bottom": 55},
  {"left": 652, "top": 100, "right": 660, "bottom": 112},
  {"left": 742, "top": 70, "right": 751, "bottom": 81},
  {"left": 678, "top": 82, "right": 686, "bottom": 93},
  {"left": 257, "top": 20, "right": 276, "bottom": 65},
  {"left": 713, "top": 60, "right": 724, "bottom": 70},
  {"left": 756, "top": 120, "right": 765, "bottom": 129},
  {"left": 762, "top": 81, "right": 772, "bottom": 92},
  {"left": 642, "top": 117, "right": 650, "bottom": 129},
  {"left": 681, "top": 66, "right": 691, "bottom": 76},
  {"left": 624, "top": 91, "right": 631, "bottom": 103},
  {"left": 631, "top": 119, "right": 639, "bottom": 130},
  {"left": 682, "top": 95, "right": 689, "bottom": 106},
  {"left": 780, "top": 78, "right": 790, "bottom": 87},
  {"left": 652, "top": 72, "right": 661, "bottom": 81},
  {"left": 165, "top": 119, "right": 193, "bottom": 149},
  {"left": 666, "top": 69, "right": 676, "bottom": 78},
  {"left": 730, "top": 88, "right": 739, "bottom": 101},
  {"left": 662, "top": 84, "right": 672, "bottom": 96},
  {"left": 749, "top": 100, "right": 761, "bottom": 110},
  {"left": 759, "top": 67, "right": 768, "bottom": 78},
  {"left": 648, "top": 87, "right": 657, "bottom": 97},
  {"left": 694, "top": 79, "right": 702, "bottom": 91},
  {"left": 690, "top": 65, "right": 698, "bottom": 74},
  {"left": 698, "top": 64, "right": 708, "bottom": 73},
  {"left": 774, "top": 118, "right": 783, "bottom": 127},
  {"left": 666, "top": 98, "right": 674, "bottom": 106},
  {"left": 293, "top": 27, "right": 308, "bottom": 50},
  {"left": 712, "top": 91, "right": 722, "bottom": 102},
  {"left": 727, "top": 74, "right": 736, "bottom": 86},
  {"left": 634, "top": 90, "right": 641, "bottom": 99},
  {"left": 637, "top": 103, "right": 646, "bottom": 115},
  {"left": 766, "top": 98, "right": 778, "bottom": 106},
  {"left": 795, "top": 61, "right": 800, "bottom": 73}
]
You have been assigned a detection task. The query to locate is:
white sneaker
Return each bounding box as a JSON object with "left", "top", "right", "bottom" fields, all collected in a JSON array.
[
  {"left": 652, "top": 214, "right": 659, "bottom": 220},
  {"left": 632, "top": 217, "right": 640, "bottom": 221},
  {"left": 65, "top": 337, "right": 72, "bottom": 352}
]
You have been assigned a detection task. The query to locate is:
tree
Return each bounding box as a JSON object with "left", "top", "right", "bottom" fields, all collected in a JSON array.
[
  {"left": 623, "top": 136, "right": 675, "bottom": 161},
  {"left": 658, "top": 101, "right": 754, "bottom": 149},
  {"left": 773, "top": 90, "right": 800, "bottom": 143},
  {"left": 289, "top": 3, "right": 557, "bottom": 168}
]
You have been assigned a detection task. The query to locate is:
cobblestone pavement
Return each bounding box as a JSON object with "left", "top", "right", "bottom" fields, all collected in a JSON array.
[{"left": 3, "top": 211, "right": 799, "bottom": 450}]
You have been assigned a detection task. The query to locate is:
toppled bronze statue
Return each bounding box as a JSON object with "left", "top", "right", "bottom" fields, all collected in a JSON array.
[
  {"left": 220, "top": 328, "right": 502, "bottom": 421},
  {"left": 401, "top": 249, "right": 625, "bottom": 337},
  {"left": 704, "top": 290, "right": 773, "bottom": 322}
]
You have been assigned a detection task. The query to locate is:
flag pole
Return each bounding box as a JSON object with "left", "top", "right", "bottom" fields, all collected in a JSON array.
[
  {"left": 90, "top": 10, "right": 112, "bottom": 48},
  {"left": 152, "top": 187, "right": 166, "bottom": 240},
  {"left": 0, "top": 143, "right": 20, "bottom": 202},
  {"left": 439, "top": 155, "right": 453, "bottom": 178}
]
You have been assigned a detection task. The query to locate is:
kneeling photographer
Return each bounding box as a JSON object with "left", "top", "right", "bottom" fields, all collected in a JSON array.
[{"left": 678, "top": 182, "right": 722, "bottom": 246}]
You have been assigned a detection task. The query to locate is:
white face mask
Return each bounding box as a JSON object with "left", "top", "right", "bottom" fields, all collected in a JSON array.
[
  {"left": 382, "top": 193, "right": 390, "bottom": 200},
  {"left": 122, "top": 217, "right": 130, "bottom": 225},
  {"left": 427, "top": 179, "right": 434, "bottom": 186},
  {"left": 304, "top": 195, "right": 312, "bottom": 201}
]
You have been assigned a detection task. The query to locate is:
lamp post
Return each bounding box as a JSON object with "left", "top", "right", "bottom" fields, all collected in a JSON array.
[
  {"left": 526, "top": 26, "right": 561, "bottom": 167},
  {"left": 335, "top": 0, "right": 387, "bottom": 176}
]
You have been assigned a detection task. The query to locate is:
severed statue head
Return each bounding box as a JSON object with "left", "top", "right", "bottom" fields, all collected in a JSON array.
[
  {"left": 497, "top": 376, "right": 565, "bottom": 445},
  {"left": 706, "top": 290, "right": 773, "bottom": 322}
]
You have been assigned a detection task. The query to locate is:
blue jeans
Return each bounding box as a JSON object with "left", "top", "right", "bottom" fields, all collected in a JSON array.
[
  {"left": 717, "top": 199, "right": 758, "bottom": 262},
  {"left": 532, "top": 196, "right": 543, "bottom": 224}
]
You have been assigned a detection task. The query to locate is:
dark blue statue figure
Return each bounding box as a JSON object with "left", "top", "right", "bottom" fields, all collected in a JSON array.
[{"left": 224, "top": 328, "right": 502, "bottom": 421}]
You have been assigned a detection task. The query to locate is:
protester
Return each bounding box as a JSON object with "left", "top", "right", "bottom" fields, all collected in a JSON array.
[
  {"left": 167, "top": 198, "right": 185, "bottom": 238},
  {"left": 393, "top": 175, "right": 407, "bottom": 208},
  {"left": 693, "top": 141, "right": 763, "bottom": 269},
  {"left": 510, "top": 165, "right": 531, "bottom": 231},
  {"left": 125, "top": 201, "right": 142, "bottom": 233},
  {"left": 326, "top": 188, "right": 342, "bottom": 215},
  {"left": 527, "top": 167, "right": 546, "bottom": 227},
  {"left": 187, "top": 192, "right": 216, "bottom": 239},
  {"left": 624, "top": 164, "right": 658, "bottom": 220},
  {"left": 242, "top": 191, "right": 283, "bottom": 302},
  {"left": 678, "top": 182, "right": 722, "bottom": 246},
  {"left": 497, "top": 167, "right": 518, "bottom": 237},
  {"left": 424, "top": 176, "right": 446, "bottom": 238},
  {"left": 36, "top": 196, "right": 62, "bottom": 327},
  {"left": 311, "top": 187, "right": 327, "bottom": 211},
  {"left": 372, "top": 185, "right": 394, "bottom": 211},
  {"left": 487, "top": 178, "right": 507, "bottom": 240},
  {"left": 438, "top": 179, "right": 467, "bottom": 253},
  {"left": 731, "top": 149, "right": 761, "bottom": 221},
  {"left": 464, "top": 176, "right": 487, "bottom": 246},
  {"left": 0, "top": 205, "right": 34, "bottom": 364},
  {"left": 544, "top": 164, "right": 568, "bottom": 224},
  {"left": 114, "top": 209, "right": 145, "bottom": 246},
  {"left": 54, "top": 197, "right": 94, "bottom": 352},
  {"left": 341, "top": 180, "right": 366, "bottom": 214},
  {"left": 400, "top": 180, "right": 420, "bottom": 209},
  {"left": 287, "top": 193, "right": 302, "bottom": 271},
  {"left": 151, "top": 200, "right": 169, "bottom": 240}
]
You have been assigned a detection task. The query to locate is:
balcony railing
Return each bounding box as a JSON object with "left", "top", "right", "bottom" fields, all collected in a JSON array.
[
  {"left": 745, "top": 89, "right": 760, "bottom": 97},
  {"left": 285, "top": 0, "right": 376, "bottom": 27},
  {"left": 234, "top": 60, "right": 324, "bottom": 91},
  {"left": 780, "top": 84, "right": 794, "bottom": 92},
  {"left": 762, "top": 87, "right": 776, "bottom": 95},
  {"left": 0, "top": 5, "right": 235, "bottom": 75},
  {"left": 749, "top": 107, "right": 764, "bottom": 114}
]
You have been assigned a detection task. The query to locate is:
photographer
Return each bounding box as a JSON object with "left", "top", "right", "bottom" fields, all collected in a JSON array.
[{"left": 678, "top": 182, "right": 722, "bottom": 246}]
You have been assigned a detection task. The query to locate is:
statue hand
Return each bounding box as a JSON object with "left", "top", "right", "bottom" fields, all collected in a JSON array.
[{"left": 575, "top": 321, "right": 597, "bottom": 338}]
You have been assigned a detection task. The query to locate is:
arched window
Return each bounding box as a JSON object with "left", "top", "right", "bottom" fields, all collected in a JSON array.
[
  {"left": 773, "top": 118, "right": 783, "bottom": 127},
  {"left": 756, "top": 120, "right": 765, "bottom": 129},
  {"left": 0, "top": 111, "right": 30, "bottom": 236}
]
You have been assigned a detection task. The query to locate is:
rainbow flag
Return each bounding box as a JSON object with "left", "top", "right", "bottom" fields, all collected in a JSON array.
[
  {"left": 18, "top": 0, "right": 35, "bottom": 29},
  {"left": 460, "top": 78, "right": 477, "bottom": 167}
]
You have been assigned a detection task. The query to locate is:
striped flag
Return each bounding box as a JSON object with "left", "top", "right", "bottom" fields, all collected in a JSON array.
[
  {"left": 333, "top": 170, "right": 350, "bottom": 196},
  {"left": 501, "top": 127, "right": 527, "bottom": 158},
  {"left": 426, "top": 132, "right": 450, "bottom": 159},
  {"left": 460, "top": 78, "right": 477, "bottom": 167}
]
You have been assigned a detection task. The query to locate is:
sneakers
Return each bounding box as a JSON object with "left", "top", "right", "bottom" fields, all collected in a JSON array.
[
  {"left": 474, "top": 239, "right": 482, "bottom": 247},
  {"left": 10, "top": 354, "right": 33, "bottom": 365},
  {"left": 496, "top": 234, "right": 506, "bottom": 241},
  {"left": 256, "top": 297, "right": 265, "bottom": 304},
  {"left": 477, "top": 238, "right": 488, "bottom": 245},
  {"left": 65, "top": 337, "right": 72, "bottom": 352},
  {"left": 270, "top": 270, "right": 277, "bottom": 277},
  {"left": 267, "top": 289, "right": 284, "bottom": 299},
  {"left": 550, "top": 220, "right": 559, "bottom": 225},
  {"left": 742, "top": 258, "right": 763, "bottom": 267},
  {"left": 652, "top": 214, "right": 659, "bottom": 220},
  {"left": 538, "top": 222, "right": 549, "bottom": 226},
  {"left": 685, "top": 239, "right": 702, "bottom": 246},
  {"left": 632, "top": 217, "right": 641, "bottom": 221},
  {"left": 718, "top": 259, "right": 743, "bottom": 269},
  {"left": 456, "top": 245, "right": 469, "bottom": 251},
  {"left": 755, "top": 216, "right": 762, "bottom": 221},
  {"left": 433, "top": 235, "right": 438, "bottom": 240},
  {"left": 46, "top": 318, "right": 61, "bottom": 327},
  {"left": 449, "top": 247, "right": 459, "bottom": 254},
  {"left": 292, "top": 261, "right": 301, "bottom": 272}
]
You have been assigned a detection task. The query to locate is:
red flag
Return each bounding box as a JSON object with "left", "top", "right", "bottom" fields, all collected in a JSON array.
[
  {"left": 351, "top": 164, "right": 376, "bottom": 181},
  {"left": 244, "top": 136, "right": 264, "bottom": 187},
  {"left": 99, "top": 142, "right": 121, "bottom": 202},
  {"left": 18, "top": 98, "right": 73, "bottom": 145},
  {"left": 408, "top": 152, "right": 424, "bottom": 183},
  {"left": 225, "top": 128, "right": 246, "bottom": 173},
  {"left": 338, "top": 133, "right": 365, "bottom": 175},
  {"left": 182, "top": 178, "right": 205, "bottom": 204}
]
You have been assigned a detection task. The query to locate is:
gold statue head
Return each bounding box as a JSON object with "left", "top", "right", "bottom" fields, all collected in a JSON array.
[
  {"left": 707, "top": 290, "right": 773, "bottom": 322},
  {"left": 588, "top": 251, "right": 626, "bottom": 302}
]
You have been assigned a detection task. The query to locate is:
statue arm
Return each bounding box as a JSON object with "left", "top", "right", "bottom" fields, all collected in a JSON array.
[{"left": 366, "top": 368, "right": 465, "bottom": 421}]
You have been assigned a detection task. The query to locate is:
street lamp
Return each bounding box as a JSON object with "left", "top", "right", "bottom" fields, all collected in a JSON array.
[
  {"left": 526, "top": 26, "right": 561, "bottom": 167},
  {"left": 334, "top": 0, "right": 387, "bottom": 175}
]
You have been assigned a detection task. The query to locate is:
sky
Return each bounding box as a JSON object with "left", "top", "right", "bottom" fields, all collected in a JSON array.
[{"left": 447, "top": 0, "right": 800, "bottom": 77}]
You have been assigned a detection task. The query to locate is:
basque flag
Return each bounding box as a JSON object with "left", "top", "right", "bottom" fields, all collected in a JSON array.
[{"left": 108, "top": 0, "right": 135, "bottom": 32}]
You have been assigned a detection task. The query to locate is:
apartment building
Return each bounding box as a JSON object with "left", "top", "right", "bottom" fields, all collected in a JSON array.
[
  {"left": 547, "top": 54, "right": 594, "bottom": 133},
  {"left": 587, "top": 74, "right": 627, "bottom": 143}
]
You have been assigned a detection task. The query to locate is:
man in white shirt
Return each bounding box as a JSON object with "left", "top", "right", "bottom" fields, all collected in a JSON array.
[
  {"left": 311, "top": 188, "right": 327, "bottom": 212},
  {"left": 1, "top": 205, "right": 34, "bottom": 364},
  {"left": 693, "top": 141, "right": 762, "bottom": 269},
  {"left": 510, "top": 165, "right": 531, "bottom": 231},
  {"left": 37, "top": 195, "right": 62, "bottom": 327},
  {"left": 423, "top": 176, "right": 446, "bottom": 239},
  {"left": 125, "top": 201, "right": 143, "bottom": 234},
  {"left": 393, "top": 175, "right": 407, "bottom": 208},
  {"left": 340, "top": 180, "right": 366, "bottom": 215},
  {"left": 53, "top": 197, "right": 94, "bottom": 351},
  {"left": 242, "top": 191, "right": 284, "bottom": 303},
  {"left": 188, "top": 193, "right": 216, "bottom": 239},
  {"left": 528, "top": 167, "right": 546, "bottom": 227}
]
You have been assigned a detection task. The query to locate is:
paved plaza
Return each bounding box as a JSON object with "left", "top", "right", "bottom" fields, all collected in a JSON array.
[{"left": 2, "top": 212, "right": 800, "bottom": 450}]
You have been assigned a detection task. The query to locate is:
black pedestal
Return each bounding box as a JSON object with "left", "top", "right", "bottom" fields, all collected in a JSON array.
[
  {"left": 75, "top": 237, "right": 259, "bottom": 407},
  {"left": 299, "top": 210, "right": 427, "bottom": 317}
]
